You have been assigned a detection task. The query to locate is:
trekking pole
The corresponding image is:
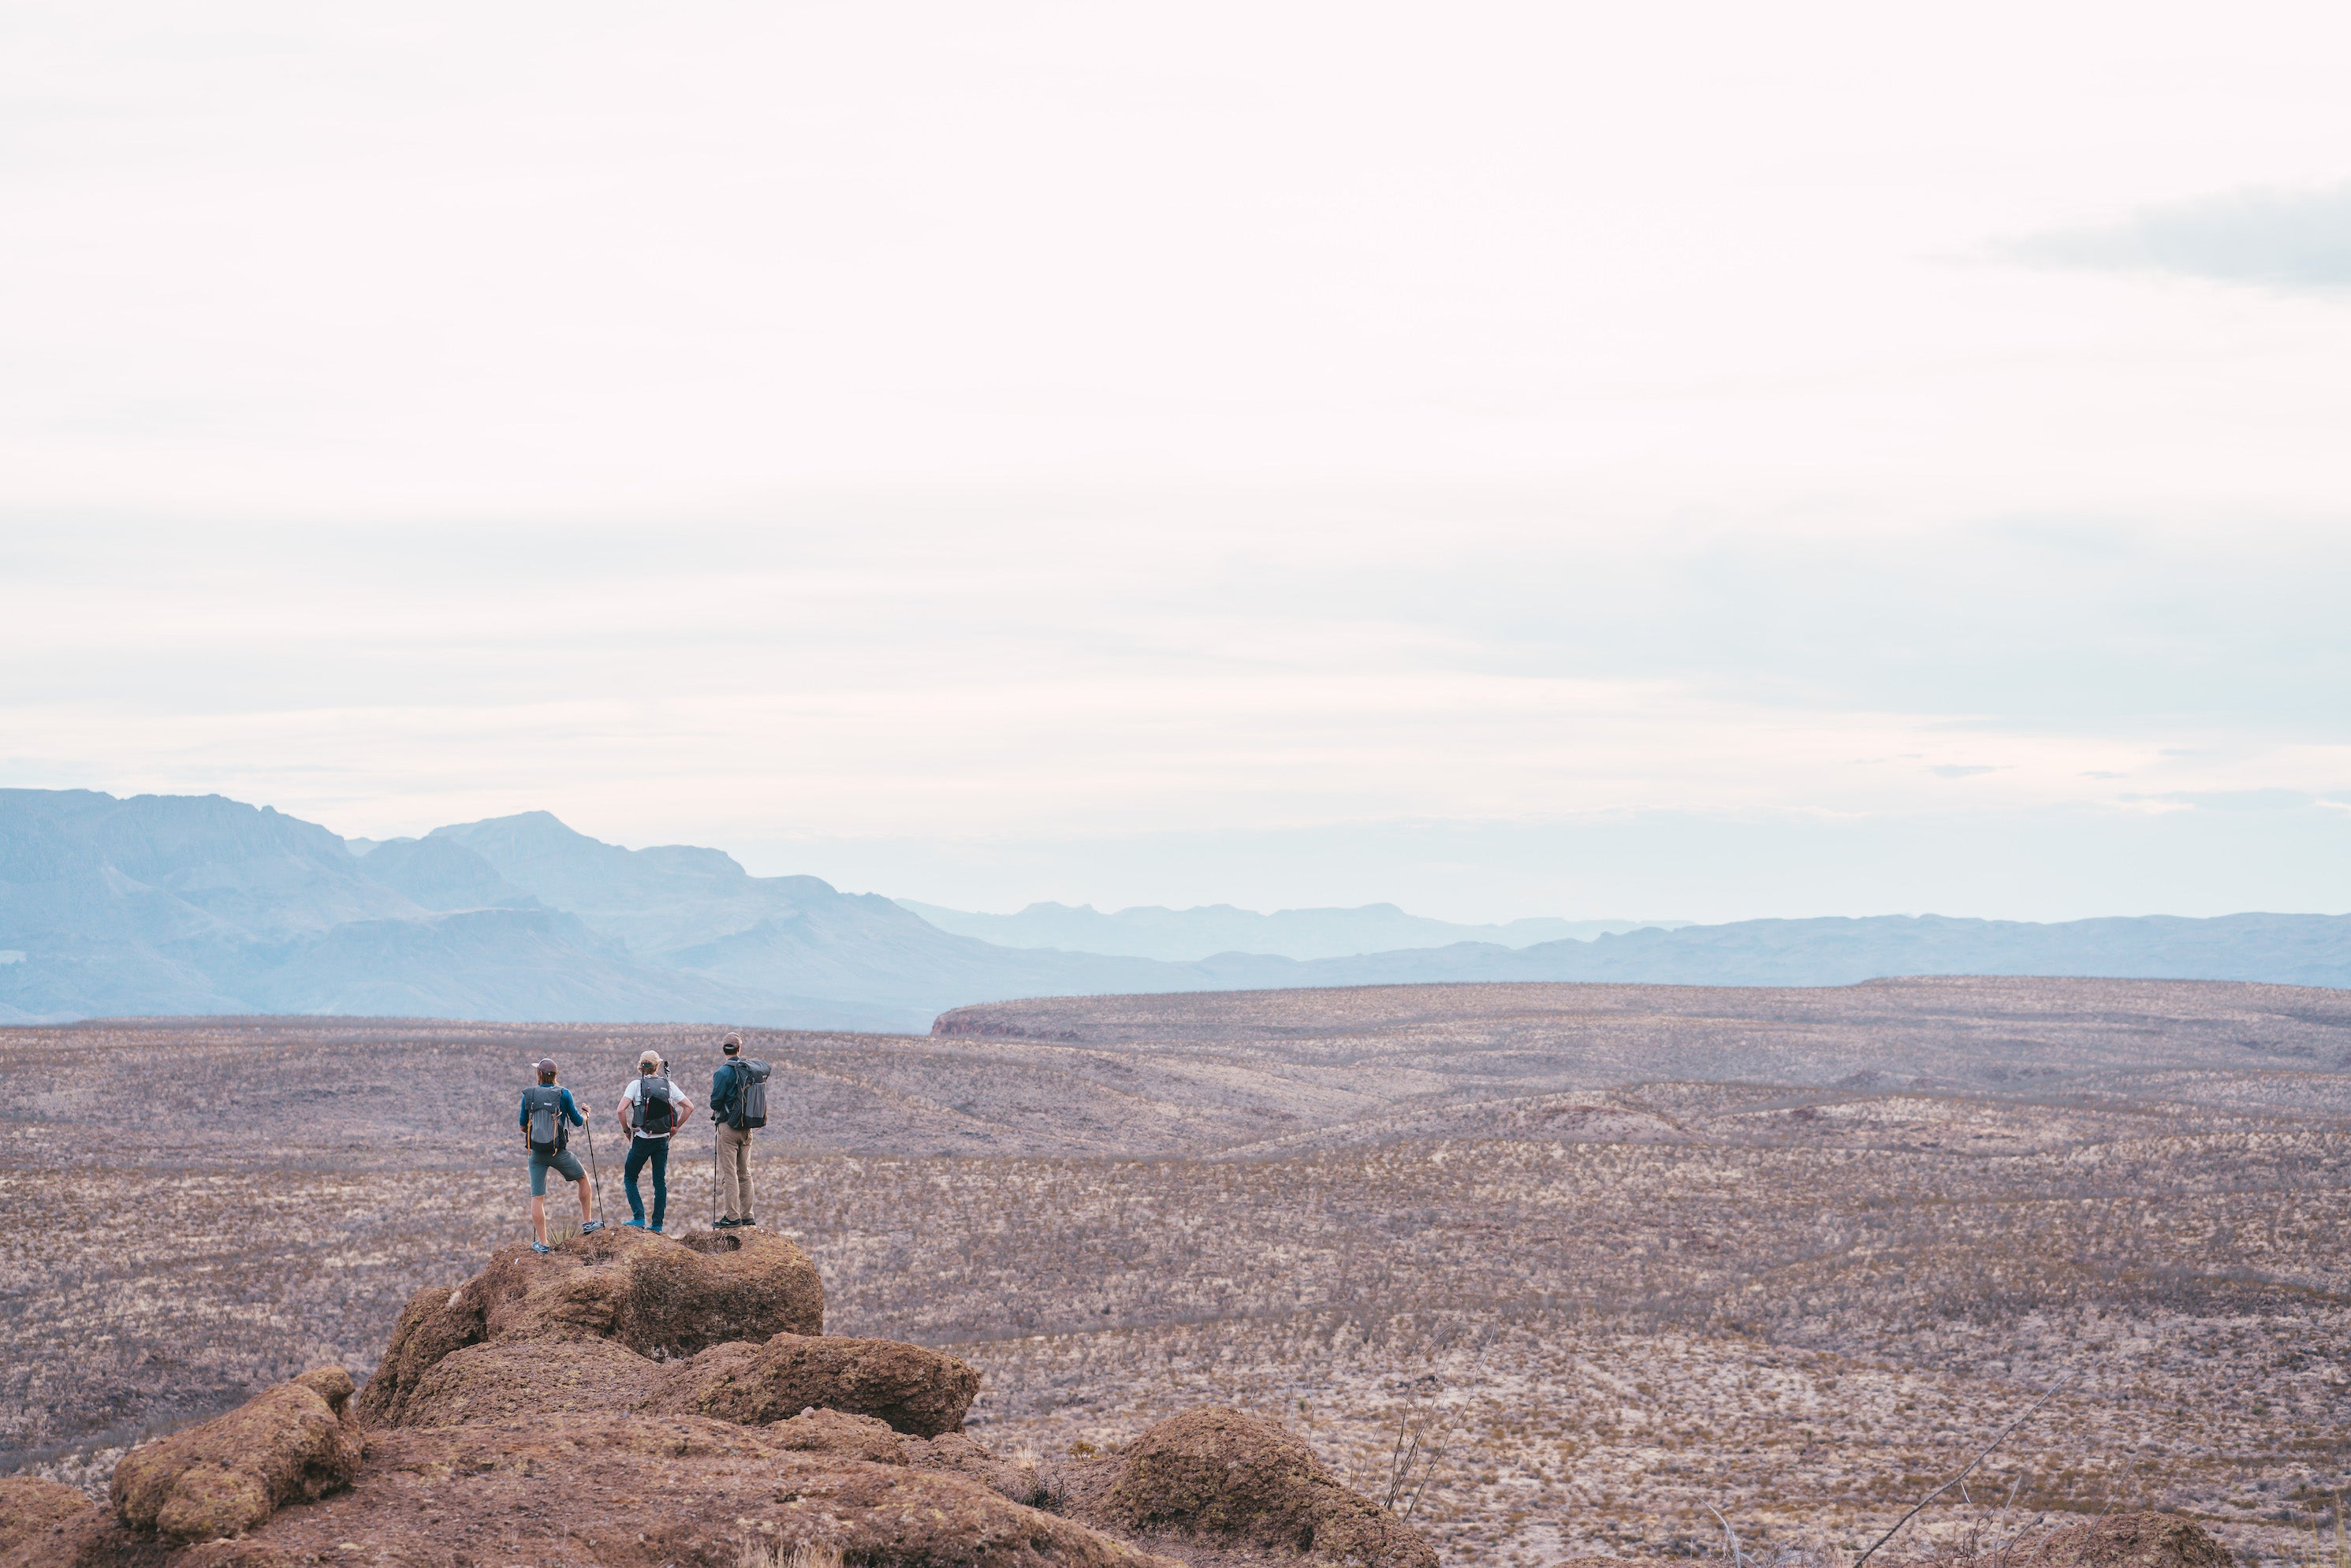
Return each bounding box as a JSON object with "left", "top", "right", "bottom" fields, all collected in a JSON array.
[{"left": 583, "top": 1112, "right": 604, "bottom": 1228}]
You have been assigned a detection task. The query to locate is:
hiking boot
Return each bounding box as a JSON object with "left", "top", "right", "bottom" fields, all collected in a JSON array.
[
  {"left": 621, "top": 1218, "right": 646, "bottom": 1229},
  {"left": 649, "top": 1223, "right": 665, "bottom": 1234},
  {"left": 739, "top": 1215, "right": 757, "bottom": 1227},
  {"left": 531, "top": 1241, "right": 554, "bottom": 1255},
  {"left": 713, "top": 1217, "right": 740, "bottom": 1228},
  {"left": 580, "top": 1220, "right": 605, "bottom": 1235}
]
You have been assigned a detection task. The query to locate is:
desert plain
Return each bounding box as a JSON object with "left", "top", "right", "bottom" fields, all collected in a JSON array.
[{"left": 2, "top": 975, "right": 2345, "bottom": 1567}]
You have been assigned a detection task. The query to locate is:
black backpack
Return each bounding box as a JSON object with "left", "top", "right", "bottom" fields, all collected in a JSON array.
[
  {"left": 730, "top": 1059, "right": 770, "bottom": 1130},
  {"left": 523, "top": 1083, "right": 567, "bottom": 1154},
  {"left": 635, "top": 1075, "right": 675, "bottom": 1136}
]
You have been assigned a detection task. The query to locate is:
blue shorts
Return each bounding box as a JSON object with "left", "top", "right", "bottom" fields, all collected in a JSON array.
[{"left": 528, "top": 1145, "right": 585, "bottom": 1195}]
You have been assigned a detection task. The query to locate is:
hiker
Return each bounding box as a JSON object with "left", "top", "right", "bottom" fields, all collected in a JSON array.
[
  {"left": 614, "top": 1049, "right": 693, "bottom": 1232},
  {"left": 707, "top": 1031, "right": 770, "bottom": 1228},
  {"left": 520, "top": 1057, "right": 602, "bottom": 1253}
]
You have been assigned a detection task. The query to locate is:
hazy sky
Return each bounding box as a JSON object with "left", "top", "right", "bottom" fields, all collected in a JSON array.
[{"left": 5, "top": 2, "right": 2349, "bottom": 922}]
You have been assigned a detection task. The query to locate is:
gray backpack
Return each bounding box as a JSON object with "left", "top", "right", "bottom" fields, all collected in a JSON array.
[
  {"left": 634, "top": 1075, "right": 676, "bottom": 1136},
  {"left": 523, "top": 1084, "right": 567, "bottom": 1153},
  {"left": 729, "top": 1060, "right": 770, "bottom": 1130}
]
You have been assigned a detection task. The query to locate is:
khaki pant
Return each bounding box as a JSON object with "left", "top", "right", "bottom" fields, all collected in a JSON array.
[{"left": 715, "top": 1123, "right": 754, "bottom": 1221}]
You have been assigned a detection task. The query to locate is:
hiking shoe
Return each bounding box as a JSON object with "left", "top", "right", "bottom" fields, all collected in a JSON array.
[
  {"left": 649, "top": 1224, "right": 665, "bottom": 1234},
  {"left": 739, "top": 1216, "right": 757, "bottom": 1227},
  {"left": 531, "top": 1241, "right": 554, "bottom": 1255},
  {"left": 713, "top": 1216, "right": 740, "bottom": 1228},
  {"left": 580, "top": 1220, "right": 605, "bottom": 1235},
  {"left": 621, "top": 1219, "right": 646, "bottom": 1229}
]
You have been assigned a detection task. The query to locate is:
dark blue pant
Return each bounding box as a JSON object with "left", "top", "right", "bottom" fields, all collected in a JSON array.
[{"left": 624, "top": 1136, "right": 670, "bottom": 1227}]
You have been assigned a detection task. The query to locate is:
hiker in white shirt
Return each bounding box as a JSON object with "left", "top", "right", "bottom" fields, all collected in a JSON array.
[{"left": 614, "top": 1051, "right": 693, "bottom": 1232}]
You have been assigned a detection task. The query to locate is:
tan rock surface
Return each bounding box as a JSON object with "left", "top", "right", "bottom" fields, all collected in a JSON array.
[
  {"left": 108, "top": 1367, "right": 362, "bottom": 1543},
  {"left": 391, "top": 1333, "right": 654, "bottom": 1427},
  {"left": 765, "top": 1406, "right": 915, "bottom": 1466},
  {"left": 356, "top": 1224, "right": 822, "bottom": 1425},
  {"left": 180, "top": 1414, "right": 1169, "bottom": 1567},
  {"left": 647, "top": 1329, "right": 982, "bottom": 1437}
]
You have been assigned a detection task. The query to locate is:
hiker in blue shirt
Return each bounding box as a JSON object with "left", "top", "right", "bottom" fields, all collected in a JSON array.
[{"left": 520, "top": 1056, "right": 602, "bottom": 1254}]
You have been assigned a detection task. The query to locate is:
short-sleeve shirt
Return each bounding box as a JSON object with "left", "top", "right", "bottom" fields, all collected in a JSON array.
[
  {"left": 519, "top": 1086, "right": 582, "bottom": 1131},
  {"left": 622, "top": 1075, "right": 690, "bottom": 1138}
]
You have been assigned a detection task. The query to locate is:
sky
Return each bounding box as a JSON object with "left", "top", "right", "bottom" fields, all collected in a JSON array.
[{"left": 3, "top": 2, "right": 2349, "bottom": 923}]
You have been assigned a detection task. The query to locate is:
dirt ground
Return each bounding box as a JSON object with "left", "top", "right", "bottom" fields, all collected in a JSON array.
[{"left": 4, "top": 977, "right": 2345, "bottom": 1566}]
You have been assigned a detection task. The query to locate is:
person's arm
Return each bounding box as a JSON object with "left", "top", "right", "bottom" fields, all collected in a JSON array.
[
  {"left": 520, "top": 1091, "right": 530, "bottom": 1147},
  {"left": 617, "top": 1083, "right": 637, "bottom": 1142},
  {"left": 561, "top": 1089, "right": 584, "bottom": 1127}
]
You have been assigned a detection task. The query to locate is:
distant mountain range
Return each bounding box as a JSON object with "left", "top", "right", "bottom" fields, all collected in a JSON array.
[
  {"left": 892, "top": 899, "right": 1685, "bottom": 962},
  {"left": 3, "top": 788, "right": 2348, "bottom": 1030}
]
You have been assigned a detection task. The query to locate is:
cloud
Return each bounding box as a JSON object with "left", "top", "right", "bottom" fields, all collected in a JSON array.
[
  {"left": 2014, "top": 181, "right": 2351, "bottom": 291},
  {"left": 1929, "top": 764, "right": 1999, "bottom": 779},
  {"left": 2126, "top": 788, "right": 2317, "bottom": 812}
]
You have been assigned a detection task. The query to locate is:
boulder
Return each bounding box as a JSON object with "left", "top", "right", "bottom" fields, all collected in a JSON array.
[
  {"left": 0, "top": 1477, "right": 101, "bottom": 1562},
  {"left": 648, "top": 1330, "right": 981, "bottom": 1437},
  {"left": 2019, "top": 1513, "right": 2232, "bottom": 1568},
  {"left": 109, "top": 1366, "right": 363, "bottom": 1543},
  {"left": 356, "top": 1224, "right": 822, "bottom": 1426},
  {"left": 1072, "top": 1405, "right": 1438, "bottom": 1568},
  {"left": 391, "top": 1334, "right": 655, "bottom": 1428}
]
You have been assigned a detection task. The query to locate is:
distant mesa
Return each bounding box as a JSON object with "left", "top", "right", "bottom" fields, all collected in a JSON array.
[{"left": 896, "top": 896, "right": 1686, "bottom": 962}]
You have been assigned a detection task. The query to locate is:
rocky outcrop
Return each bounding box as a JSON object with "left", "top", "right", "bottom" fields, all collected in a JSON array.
[
  {"left": 109, "top": 1367, "right": 363, "bottom": 1543},
  {"left": 38, "top": 1228, "right": 1429, "bottom": 1568},
  {"left": 646, "top": 1331, "right": 981, "bottom": 1437},
  {"left": 356, "top": 1224, "right": 822, "bottom": 1425},
  {"left": 2019, "top": 1514, "right": 2232, "bottom": 1568},
  {"left": 1071, "top": 1405, "right": 1439, "bottom": 1568},
  {"left": 181, "top": 1415, "right": 1172, "bottom": 1567}
]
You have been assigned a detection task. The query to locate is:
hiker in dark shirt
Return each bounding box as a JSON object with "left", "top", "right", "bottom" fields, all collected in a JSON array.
[
  {"left": 707, "top": 1032, "right": 758, "bottom": 1227},
  {"left": 520, "top": 1057, "right": 602, "bottom": 1254}
]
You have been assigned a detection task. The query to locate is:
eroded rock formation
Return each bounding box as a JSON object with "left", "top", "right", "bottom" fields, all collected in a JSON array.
[
  {"left": 356, "top": 1225, "right": 822, "bottom": 1425},
  {"left": 24, "top": 1223, "right": 1448, "bottom": 1567},
  {"left": 646, "top": 1330, "right": 981, "bottom": 1436},
  {"left": 110, "top": 1367, "right": 364, "bottom": 1544}
]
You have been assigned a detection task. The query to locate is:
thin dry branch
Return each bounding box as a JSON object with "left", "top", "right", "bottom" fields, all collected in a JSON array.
[{"left": 1851, "top": 1369, "right": 2080, "bottom": 1568}]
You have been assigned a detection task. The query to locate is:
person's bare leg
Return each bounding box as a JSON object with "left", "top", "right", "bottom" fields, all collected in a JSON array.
[
  {"left": 531, "top": 1193, "right": 549, "bottom": 1245},
  {"left": 576, "top": 1173, "right": 594, "bottom": 1227}
]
